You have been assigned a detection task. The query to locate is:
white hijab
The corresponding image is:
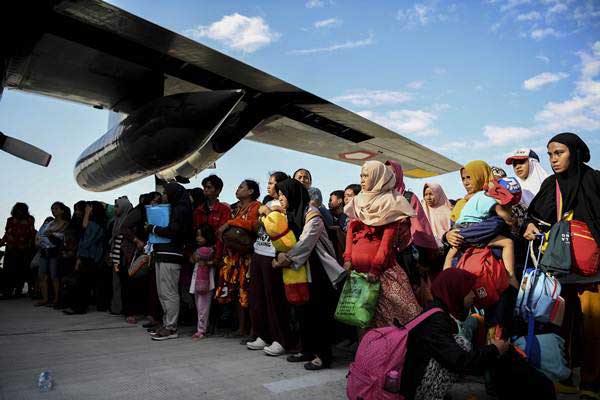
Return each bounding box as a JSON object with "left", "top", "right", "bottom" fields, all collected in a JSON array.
[{"left": 517, "top": 157, "right": 549, "bottom": 207}]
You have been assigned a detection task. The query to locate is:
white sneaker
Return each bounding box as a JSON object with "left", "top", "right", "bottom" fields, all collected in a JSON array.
[
  {"left": 246, "top": 337, "right": 267, "bottom": 350},
  {"left": 263, "top": 341, "right": 285, "bottom": 356}
]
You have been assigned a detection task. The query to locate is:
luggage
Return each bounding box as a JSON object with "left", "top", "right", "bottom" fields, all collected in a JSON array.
[
  {"left": 514, "top": 333, "right": 571, "bottom": 382},
  {"left": 539, "top": 181, "right": 571, "bottom": 275},
  {"left": 570, "top": 220, "right": 600, "bottom": 276},
  {"left": 145, "top": 205, "right": 171, "bottom": 244},
  {"left": 128, "top": 253, "right": 151, "bottom": 278},
  {"left": 334, "top": 271, "right": 380, "bottom": 328},
  {"left": 346, "top": 308, "right": 443, "bottom": 400},
  {"left": 456, "top": 247, "right": 509, "bottom": 308},
  {"left": 516, "top": 240, "right": 564, "bottom": 325}
]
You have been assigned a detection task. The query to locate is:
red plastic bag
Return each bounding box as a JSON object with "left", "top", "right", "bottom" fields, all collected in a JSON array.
[
  {"left": 570, "top": 220, "right": 600, "bottom": 276},
  {"left": 456, "top": 247, "right": 509, "bottom": 308}
]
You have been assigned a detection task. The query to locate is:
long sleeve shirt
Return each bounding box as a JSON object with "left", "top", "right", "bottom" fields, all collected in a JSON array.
[
  {"left": 285, "top": 206, "right": 346, "bottom": 287},
  {"left": 344, "top": 220, "right": 399, "bottom": 276},
  {"left": 77, "top": 221, "right": 105, "bottom": 264},
  {"left": 228, "top": 201, "right": 261, "bottom": 233},
  {"left": 193, "top": 201, "right": 231, "bottom": 260}
]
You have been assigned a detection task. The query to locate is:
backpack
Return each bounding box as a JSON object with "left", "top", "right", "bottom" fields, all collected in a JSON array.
[
  {"left": 455, "top": 247, "right": 509, "bottom": 308},
  {"left": 346, "top": 308, "right": 442, "bottom": 400}
]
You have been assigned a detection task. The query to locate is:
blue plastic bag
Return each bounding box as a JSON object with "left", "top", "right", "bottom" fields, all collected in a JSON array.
[{"left": 146, "top": 204, "right": 171, "bottom": 244}]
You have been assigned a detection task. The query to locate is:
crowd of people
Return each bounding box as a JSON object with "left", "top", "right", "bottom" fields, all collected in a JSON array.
[{"left": 1, "top": 132, "right": 599, "bottom": 400}]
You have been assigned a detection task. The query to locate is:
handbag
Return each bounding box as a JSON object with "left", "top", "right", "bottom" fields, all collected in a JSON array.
[
  {"left": 128, "top": 252, "right": 151, "bottom": 278},
  {"left": 334, "top": 271, "right": 380, "bottom": 328},
  {"left": 456, "top": 247, "right": 509, "bottom": 308},
  {"left": 539, "top": 181, "right": 571, "bottom": 275},
  {"left": 570, "top": 220, "right": 600, "bottom": 276}
]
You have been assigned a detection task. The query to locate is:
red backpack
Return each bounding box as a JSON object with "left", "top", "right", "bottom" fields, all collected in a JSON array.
[
  {"left": 456, "top": 247, "right": 508, "bottom": 308},
  {"left": 346, "top": 308, "right": 442, "bottom": 400}
]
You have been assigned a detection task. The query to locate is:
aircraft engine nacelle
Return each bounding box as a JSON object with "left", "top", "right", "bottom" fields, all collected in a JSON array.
[{"left": 74, "top": 90, "right": 244, "bottom": 191}]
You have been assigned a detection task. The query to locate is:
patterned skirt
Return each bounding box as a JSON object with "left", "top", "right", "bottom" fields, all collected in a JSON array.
[{"left": 372, "top": 262, "right": 422, "bottom": 327}]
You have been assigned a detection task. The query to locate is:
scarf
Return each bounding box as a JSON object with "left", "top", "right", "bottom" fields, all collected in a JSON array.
[
  {"left": 421, "top": 183, "right": 453, "bottom": 247},
  {"left": 450, "top": 160, "right": 493, "bottom": 222},
  {"left": 431, "top": 268, "right": 477, "bottom": 321},
  {"left": 345, "top": 160, "right": 414, "bottom": 227},
  {"left": 386, "top": 160, "right": 438, "bottom": 248},
  {"left": 516, "top": 156, "right": 549, "bottom": 208},
  {"left": 529, "top": 133, "right": 600, "bottom": 244},
  {"left": 111, "top": 197, "right": 133, "bottom": 243},
  {"left": 277, "top": 178, "right": 311, "bottom": 238}
]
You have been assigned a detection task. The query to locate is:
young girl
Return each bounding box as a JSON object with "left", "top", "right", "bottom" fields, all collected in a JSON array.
[
  {"left": 444, "top": 177, "right": 522, "bottom": 288},
  {"left": 189, "top": 224, "right": 216, "bottom": 341}
]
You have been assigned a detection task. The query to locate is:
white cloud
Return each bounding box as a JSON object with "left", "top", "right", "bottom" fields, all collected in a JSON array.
[
  {"left": 332, "top": 89, "right": 412, "bottom": 107},
  {"left": 186, "top": 13, "right": 280, "bottom": 53},
  {"left": 535, "top": 43, "right": 600, "bottom": 132},
  {"left": 358, "top": 109, "right": 438, "bottom": 136},
  {"left": 530, "top": 27, "right": 560, "bottom": 40},
  {"left": 500, "top": 0, "right": 530, "bottom": 12},
  {"left": 434, "top": 67, "right": 447, "bottom": 75},
  {"left": 396, "top": 1, "right": 456, "bottom": 29},
  {"left": 523, "top": 72, "right": 569, "bottom": 90},
  {"left": 536, "top": 55, "right": 550, "bottom": 64},
  {"left": 547, "top": 3, "right": 567, "bottom": 15},
  {"left": 288, "top": 33, "right": 374, "bottom": 55},
  {"left": 306, "top": 0, "right": 324, "bottom": 8},
  {"left": 483, "top": 125, "right": 538, "bottom": 145},
  {"left": 407, "top": 80, "right": 425, "bottom": 90},
  {"left": 517, "top": 11, "right": 541, "bottom": 21},
  {"left": 313, "top": 18, "right": 342, "bottom": 29}
]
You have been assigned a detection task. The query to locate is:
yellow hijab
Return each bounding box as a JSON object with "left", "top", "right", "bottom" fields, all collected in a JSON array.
[{"left": 450, "top": 160, "right": 493, "bottom": 222}]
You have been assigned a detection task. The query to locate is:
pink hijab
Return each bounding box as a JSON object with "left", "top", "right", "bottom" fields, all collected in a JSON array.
[
  {"left": 421, "top": 182, "right": 452, "bottom": 247},
  {"left": 386, "top": 160, "right": 439, "bottom": 250}
]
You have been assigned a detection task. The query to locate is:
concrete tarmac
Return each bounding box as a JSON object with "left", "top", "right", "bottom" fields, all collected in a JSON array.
[{"left": 0, "top": 298, "right": 576, "bottom": 399}]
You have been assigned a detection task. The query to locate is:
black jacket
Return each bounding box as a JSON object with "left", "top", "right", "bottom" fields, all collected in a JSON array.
[
  {"left": 400, "top": 301, "right": 499, "bottom": 399},
  {"left": 152, "top": 183, "right": 193, "bottom": 263}
]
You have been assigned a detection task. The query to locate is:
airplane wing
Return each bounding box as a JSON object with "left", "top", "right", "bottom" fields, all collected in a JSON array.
[{"left": 2, "top": 0, "right": 461, "bottom": 179}]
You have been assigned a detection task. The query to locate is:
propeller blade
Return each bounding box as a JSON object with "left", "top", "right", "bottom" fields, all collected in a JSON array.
[{"left": 0, "top": 132, "right": 51, "bottom": 167}]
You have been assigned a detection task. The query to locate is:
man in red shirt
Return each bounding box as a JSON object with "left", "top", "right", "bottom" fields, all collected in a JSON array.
[{"left": 193, "top": 175, "right": 231, "bottom": 260}]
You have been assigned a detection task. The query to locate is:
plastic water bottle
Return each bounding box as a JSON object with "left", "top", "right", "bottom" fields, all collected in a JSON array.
[
  {"left": 38, "top": 371, "right": 52, "bottom": 392},
  {"left": 383, "top": 370, "right": 401, "bottom": 393}
]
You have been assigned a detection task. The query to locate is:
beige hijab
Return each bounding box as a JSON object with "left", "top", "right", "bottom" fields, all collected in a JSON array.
[{"left": 344, "top": 160, "right": 415, "bottom": 226}]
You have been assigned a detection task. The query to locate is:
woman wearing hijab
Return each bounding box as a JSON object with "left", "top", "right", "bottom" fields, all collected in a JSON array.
[
  {"left": 293, "top": 168, "right": 312, "bottom": 190},
  {"left": 401, "top": 269, "right": 556, "bottom": 400},
  {"left": 445, "top": 160, "right": 494, "bottom": 248},
  {"left": 524, "top": 133, "right": 600, "bottom": 398},
  {"left": 146, "top": 182, "right": 194, "bottom": 341},
  {"left": 506, "top": 149, "right": 549, "bottom": 208},
  {"left": 119, "top": 194, "right": 154, "bottom": 324},
  {"left": 400, "top": 269, "right": 507, "bottom": 399},
  {"left": 109, "top": 197, "right": 133, "bottom": 315},
  {"left": 344, "top": 161, "right": 422, "bottom": 327},
  {"left": 422, "top": 183, "right": 453, "bottom": 249},
  {"left": 273, "top": 178, "right": 346, "bottom": 371},
  {"left": 386, "top": 160, "right": 439, "bottom": 252}
]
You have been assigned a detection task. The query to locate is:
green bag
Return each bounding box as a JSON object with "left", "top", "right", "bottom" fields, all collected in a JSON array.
[{"left": 334, "top": 271, "right": 381, "bottom": 328}]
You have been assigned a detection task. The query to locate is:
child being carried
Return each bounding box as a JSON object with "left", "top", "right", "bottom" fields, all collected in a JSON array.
[{"left": 444, "top": 177, "right": 522, "bottom": 288}]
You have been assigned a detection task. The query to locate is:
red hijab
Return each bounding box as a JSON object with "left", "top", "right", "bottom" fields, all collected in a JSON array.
[{"left": 431, "top": 269, "right": 477, "bottom": 321}]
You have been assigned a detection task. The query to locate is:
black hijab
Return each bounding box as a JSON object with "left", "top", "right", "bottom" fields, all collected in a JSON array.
[
  {"left": 277, "top": 178, "right": 311, "bottom": 238},
  {"left": 528, "top": 132, "right": 600, "bottom": 244}
]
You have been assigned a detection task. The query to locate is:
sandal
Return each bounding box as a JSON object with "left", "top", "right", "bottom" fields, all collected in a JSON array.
[
  {"left": 580, "top": 390, "right": 600, "bottom": 400},
  {"left": 304, "top": 357, "right": 331, "bottom": 371},
  {"left": 126, "top": 316, "right": 138, "bottom": 324}
]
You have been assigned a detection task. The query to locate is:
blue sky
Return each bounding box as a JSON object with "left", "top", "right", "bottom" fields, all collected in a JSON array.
[{"left": 1, "top": 0, "right": 599, "bottom": 232}]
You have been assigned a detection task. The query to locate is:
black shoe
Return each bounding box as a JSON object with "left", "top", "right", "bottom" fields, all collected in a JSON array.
[
  {"left": 142, "top": 321, "right": 159, "bottom": 329},
  {"left": 286, "top": 353, "right": 313, "bottom": 363},
  {"left": 63, "top": 309, "right": 86, "bottom": 315}
]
